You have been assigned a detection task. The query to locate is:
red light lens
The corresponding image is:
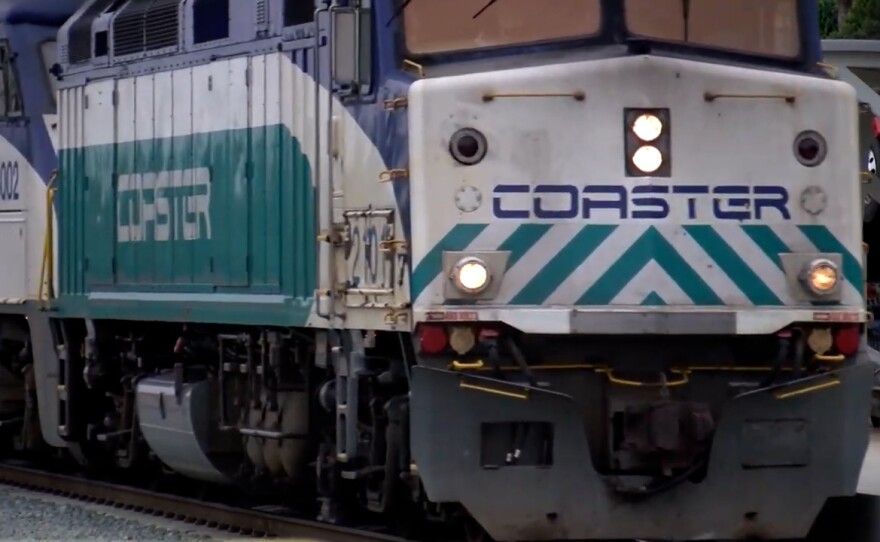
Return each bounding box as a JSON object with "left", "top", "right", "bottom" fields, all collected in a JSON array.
[
  {"left": 417, "top": 324, "right": 448, "bottom": 355},
  {"left": 833, "top": 325, "right": 861, "bottom": 356}
]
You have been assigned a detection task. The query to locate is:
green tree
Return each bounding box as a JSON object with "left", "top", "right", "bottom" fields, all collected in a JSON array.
[
  {"left": 820, "top": 0, "right": 839, "bottom": 37},
  {"left": 836, "top": 0, "right": 880, "bottom": 38},
  {"left": 838, "top": 0, "right": 853, "bottom": 28}
]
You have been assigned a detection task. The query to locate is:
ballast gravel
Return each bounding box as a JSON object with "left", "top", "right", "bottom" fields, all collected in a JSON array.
[{"left": 0, "top": 486, "right": 234, "bottom": 541}]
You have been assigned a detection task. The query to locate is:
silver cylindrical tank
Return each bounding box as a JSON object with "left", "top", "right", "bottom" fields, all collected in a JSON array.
[{"left": 136, "top": 372, "right": 241, "bottom": 485}]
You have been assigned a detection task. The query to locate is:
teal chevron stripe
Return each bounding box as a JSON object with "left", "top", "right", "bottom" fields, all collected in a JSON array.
[
  {"left": 685, "top": 226, "right": 782, "bottom": 305},
  {"left": 410, "top": 224, "right": 488, "bottom": 299},
  {"left": 510, "top": 225, "right": 616, "bottom": 305},
  {"left": 498, "top": 224, "right": 553, "bottom": 270},
  {"left": 578, "top": 227, "right": 723, "bottom": 305},
  {"left": 798, "top": 225, "right": 863, "bottom": 292},
  {"left": 740, "top": 225, "right": 789, "bottom": 269},
  {"left": 641, "top": 292, "right": 667, "bottom": 306}
]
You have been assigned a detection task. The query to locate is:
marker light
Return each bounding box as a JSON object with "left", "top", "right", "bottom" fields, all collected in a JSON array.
[
  {"left": 804, "top": 259, "right": 839, "bottom": 295},
  {"left": 633, "top": 114, "right": 663, "bottom": 142},
  {"left": 632, "top": 145, "right": 663, "bottom": 174},
  {"left": 417, "top": 324, "right": 448, "bottom": 354},
  {"left": 452, "top": 257, "right": 491, "bottom": 294},
  {"left": 834, "top": 325, "right": 861, "bottom": 356}
]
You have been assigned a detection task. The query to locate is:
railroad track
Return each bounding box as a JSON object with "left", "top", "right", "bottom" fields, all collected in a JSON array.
[
  {"left": 5, "top": 458, "right": 866, "bottom": 542},
  {"left": 0, "top": 462, "right": 407, "bottom": 541}
]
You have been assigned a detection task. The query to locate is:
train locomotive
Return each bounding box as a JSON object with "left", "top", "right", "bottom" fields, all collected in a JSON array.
[{"left": 0, "top": 0, "right": 874, "bottom": 540}]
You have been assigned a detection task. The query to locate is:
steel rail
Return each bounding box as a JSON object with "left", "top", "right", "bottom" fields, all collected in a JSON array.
[{"left": 0, "top": 463, "right": 406, "bottom": 541}]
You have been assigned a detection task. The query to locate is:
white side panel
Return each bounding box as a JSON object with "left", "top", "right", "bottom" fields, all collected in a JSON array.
[
  {"left": 0, "top": 214, "right": 26, "bottom": 299},
  {"left": 192, "top": 63, "right": 225, "bottom": 134},
  {"left": 116, "top": 78, "right": 136, "bottom": 146},
  {"left": 154, "top": 71, "right": 174, "bottom": 140},
  {"left": 84, "top": 80, "right": 116, "bottom": 147},
  {"left": 173, "top": 68, "right": 193, "bottom": 142},
  {"left": 135, "top": 75, "right": 155, "bottom": 144},
  {"left": 249, "top": 56, "right": 266, "bottom": 130},
  {"left": 228, "top": 60, "right": 249, "bottom": 132},
  {"left": 264, "top": 54, "right": 282, "bottom": 135}
]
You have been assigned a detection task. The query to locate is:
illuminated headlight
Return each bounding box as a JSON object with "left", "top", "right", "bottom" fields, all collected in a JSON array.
[
  {"left": 633, "top": 114, "right": 663, "bottom": 142},
  {"left": 632, "top": 145, "right": 663, "bottom": 174},
  {"left": 802, "top": 258, "right": 839, "bottom": 295},
  {"left": 625, "top": 108, "right": 671, "bottom": 177},
  {"left": 451, "top": 257, "right": 491, "bottom": 294}
]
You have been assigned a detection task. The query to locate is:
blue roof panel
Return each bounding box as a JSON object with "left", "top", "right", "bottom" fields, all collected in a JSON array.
[{"left": 0, "top": 0, "right": 85, "bottom": 26}]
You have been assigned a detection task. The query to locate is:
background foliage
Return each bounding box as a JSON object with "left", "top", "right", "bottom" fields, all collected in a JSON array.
[{"left": 822, "top": 0, "right": 880, "bottom": 39}]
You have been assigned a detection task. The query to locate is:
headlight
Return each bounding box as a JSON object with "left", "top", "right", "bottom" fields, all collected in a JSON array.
[
  {"left": 451, "top": 257, "right": 491, "bottom": 294},
  {"left": 632, "top": 145, "right": 663, "bottom": 174},
  {"left": 625, "top": 108, "right": 671, "bottom": 177},
  {"left": 803, "top": 258, "right": 839, "bottom": 294},
  {"left": 633, "top": 114, "right": 663, "bottom": 142}
]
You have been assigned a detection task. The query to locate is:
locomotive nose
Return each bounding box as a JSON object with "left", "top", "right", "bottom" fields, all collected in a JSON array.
[{"left": 408, "top": 54, "right": 863, "bottom": 312}]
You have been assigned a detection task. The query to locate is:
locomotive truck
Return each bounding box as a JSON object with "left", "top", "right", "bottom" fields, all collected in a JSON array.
[{"left": 0, "top": 0, "right": 874, "bottom": 540}]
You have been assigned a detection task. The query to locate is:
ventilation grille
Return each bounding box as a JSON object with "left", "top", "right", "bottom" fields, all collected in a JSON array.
[
  {"left": 256, "top": 0, "right": 267, "bottom": 25},
  {"left": 68, "top": 0, "right": 118, "bottom": 63},
  {"left": 113, "top": 0, "right": 180, "bottom": 56},
  {"left": 145, "top": 0, "right": 180, "bottom": 50},
  {"left": 113, "top": 0, "right": 150, "bottom": 55}
]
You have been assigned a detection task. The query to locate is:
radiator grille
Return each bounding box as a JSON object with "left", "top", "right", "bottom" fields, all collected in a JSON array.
[
  {"left": 68, "top": 0, "right": 118, "bottom": 63},
  {"left": 113, "top": 0, "right": 180, "bottom": 56}
]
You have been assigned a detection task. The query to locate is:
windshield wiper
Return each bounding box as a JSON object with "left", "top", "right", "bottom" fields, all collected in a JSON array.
[
  {"left": 473, "top": 0, "right": 498, "bottom": 19},
  {"left": 388, "top": 0, "right": 496, "bottom": 27},
  {"left": 386, "top": 0, "right": 413, "bottom": 26}
]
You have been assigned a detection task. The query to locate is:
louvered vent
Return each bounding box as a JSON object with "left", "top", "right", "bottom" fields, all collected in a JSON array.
[
  {"left": 113, "top": 0, "right": 150, "bottom": 55},
  {"left": 145, "top": 0, "right": 180, "bottom": 51},
  {"left": 256, "top": 0, "right": 267, "bottom": 25},
  {"left": 68, "top": 0, "right": 118, "bottom": 63},
  {"left": 113, "top": 0, "right": 180, "bottom": 56}
]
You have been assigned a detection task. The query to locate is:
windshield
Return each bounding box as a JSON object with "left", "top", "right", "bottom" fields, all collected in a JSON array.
[
  {"left": 402, "top": 0, "right": 601, "bottom": 55},
  {"left": 625, "top": 0, "right": 800, "bottom": 58}
]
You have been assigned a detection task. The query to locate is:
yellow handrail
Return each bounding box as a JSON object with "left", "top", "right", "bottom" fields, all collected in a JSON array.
[{"left": 38, "top": 170, "right": 58, "bottom": 307}]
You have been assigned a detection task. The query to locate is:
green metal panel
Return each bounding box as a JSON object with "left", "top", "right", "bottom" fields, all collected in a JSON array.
[{"left": 57, "top": 124, "right": 316, "bottom": 326}]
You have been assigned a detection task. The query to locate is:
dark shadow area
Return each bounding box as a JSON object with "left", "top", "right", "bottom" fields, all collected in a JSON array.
[{"left": 804, "top": 494, "right": 880, "bottom": 541}]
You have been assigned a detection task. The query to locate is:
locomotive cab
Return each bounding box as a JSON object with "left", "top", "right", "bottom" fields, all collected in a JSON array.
[{"left": 0, "top": 2, "right": 68, "bottom": 302}]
